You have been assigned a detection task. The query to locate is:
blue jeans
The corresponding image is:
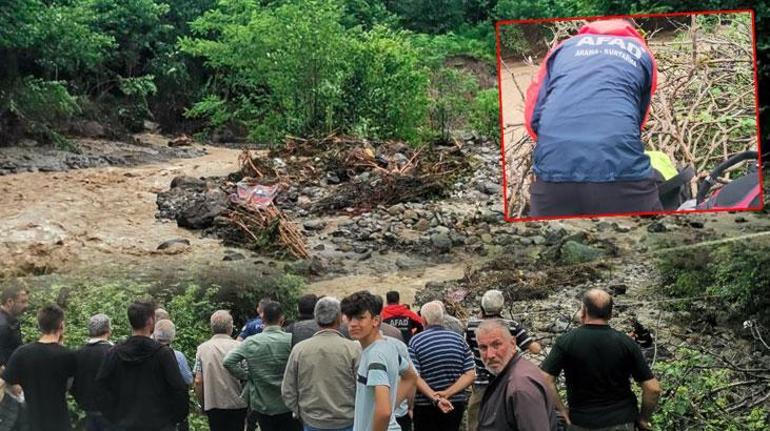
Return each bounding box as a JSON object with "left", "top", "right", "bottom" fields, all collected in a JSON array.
[{"left": 303, "top": 425, "right": 353, "bottom": 431}]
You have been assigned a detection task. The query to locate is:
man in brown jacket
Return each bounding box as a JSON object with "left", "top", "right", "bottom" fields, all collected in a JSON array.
[{"left": 476, "top": 319, "right": 559, "bottom": 431}]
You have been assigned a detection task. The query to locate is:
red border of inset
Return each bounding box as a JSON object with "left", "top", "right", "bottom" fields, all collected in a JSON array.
[{"left": 497, "top": 9, "right": 764, "bottom": 223}]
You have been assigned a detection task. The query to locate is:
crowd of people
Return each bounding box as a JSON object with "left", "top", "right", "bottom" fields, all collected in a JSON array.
[{"left": 0, "top": 284, "right": 661, "bottom": 431}]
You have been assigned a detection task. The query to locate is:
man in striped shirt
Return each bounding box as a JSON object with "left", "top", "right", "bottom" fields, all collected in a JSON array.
[
  {"left": 408, "top": 301, "right": 475, "bottom": 431},
  {"left": 465, "top": 290, "right": 542, "bottom": 431}
]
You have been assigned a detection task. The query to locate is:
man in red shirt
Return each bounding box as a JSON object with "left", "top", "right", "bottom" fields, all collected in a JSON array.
[{"left": 382, "top": 291, "right": 423, "bottom": 343}]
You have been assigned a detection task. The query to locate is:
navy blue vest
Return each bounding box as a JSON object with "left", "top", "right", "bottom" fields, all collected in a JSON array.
[{"left": 529, "top": 34, "right": 655, "bottom": 182}]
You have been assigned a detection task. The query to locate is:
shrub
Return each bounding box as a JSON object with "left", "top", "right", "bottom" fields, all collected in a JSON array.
[
  {"left": 653, "top": 347, "right": 769, "bottom": 430},
  {"left": 656, "top": 240, "right": 770, "bottom": 325}
]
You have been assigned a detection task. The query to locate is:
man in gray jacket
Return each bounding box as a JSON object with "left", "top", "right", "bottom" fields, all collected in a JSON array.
[{"left": 282, "top": 296, "right": 361, "bottom": 430}]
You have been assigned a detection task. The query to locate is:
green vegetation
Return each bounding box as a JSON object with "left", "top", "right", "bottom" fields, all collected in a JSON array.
[
  {"left": 653, "top": 348, "right": 769, "bottom": 430},
  {"left": 657, "top": 240, "right": 770, "bottom": 325},
  {"left": 2, "top": 1, "right": 765, "bottom": 148},
  {"left": 18, "top": 274, "right": 304, "bottom": 429}
]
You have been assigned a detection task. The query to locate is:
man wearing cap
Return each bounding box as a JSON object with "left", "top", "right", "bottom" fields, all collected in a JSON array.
[
  {"left": 465, "top": 290, "right": 541, "bottom": 431},
  {"left": 524, "top": 19, "right": 662, "bottom": 216}
]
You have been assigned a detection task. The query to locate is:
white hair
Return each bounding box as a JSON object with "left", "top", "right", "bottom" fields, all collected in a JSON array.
[
  {"left": 154, "top": 319, "right": 176, "bottom": 344},
  {"left": 315, "top": 297, "right": 341, "bottom": 327},
  {"left": 88, "top": 313, "right": 111, "bottom": 337},
  {"left": 210, "top": 310, "right": 233, "bottom": 334},
  {"left": 481, "top": 290, "right": 505, "bottom": 315},
  {"left": 420, "top": 301, "right": 445, "bottom": 326}
]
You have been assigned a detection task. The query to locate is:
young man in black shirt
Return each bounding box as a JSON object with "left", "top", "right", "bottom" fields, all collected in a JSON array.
[
  {"left": 541, "top": 289, "right": 662, "bottom": 431},
  {"left": 2, "top": 304, "right": 77, "bottom": 431}
]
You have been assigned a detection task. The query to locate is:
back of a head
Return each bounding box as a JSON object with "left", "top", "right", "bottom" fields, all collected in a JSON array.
[
  {"left": 385, "top": 291, "right": 400, "bottom": 305},
  {"left": 297, "top": 294, "right": 318, "bottom": 318},
  {"left": 420, "top": 301, "right": 444, "bottom": 326},
  {"left": 262, "top": 301, "right": 283, "bottom": 325},
  {"left": 210, "top": 310, "right": 233, "bottom": 335},
  {"left": 314, "top": 296, "right": 341, "bottom": 327},
  {"left": 38, "top": 304, "right": 65, "bottom": 334},
  {"left": 88, "top": 313, "right": 111, "bottom": 338},
  {"left": 341, "top": 290, "right": 383, "bottom": 319},
  {"left": 582, "top": 289, "right": 613, "bottom": 320},
  {"left": 154, "top": 319, "right": 176, "bottom": 344},
  {"left": 481, "top": 289, "right": 505, "bottom": 316},
  {"left": 258, "top": 297, "right": 272, "bottom": 312},
  {"left": 128, "top": 300, "right": 156, "bottom": 331}
]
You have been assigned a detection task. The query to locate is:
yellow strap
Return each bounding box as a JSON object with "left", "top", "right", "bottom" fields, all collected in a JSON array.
[{"left": 646, "top": 151, "right": 678, "bottom": 180}]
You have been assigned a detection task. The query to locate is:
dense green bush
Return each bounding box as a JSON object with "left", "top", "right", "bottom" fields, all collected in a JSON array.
[
  {"left": 344, "top": 27, "right": 429, "bottom": 142},
  {"left": 181, "top": 0, "right": 432, "bottom": 144},
  {"left": 426, "top": 68, "right": 480, "bottom": 143},
  {"left": 653, "top": 348, "right": 769, "bottom": 430},
  {"left": 3, "top": 0, "right": 767, "bottom": 149},
  {"left": 470, "top": 88, "right": 501, "bottom": 143},
  {"left": 657, "top": 240, "right": 770, "bottom": 324}
]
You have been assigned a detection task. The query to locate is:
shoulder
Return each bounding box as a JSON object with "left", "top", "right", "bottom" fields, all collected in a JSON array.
[
  {"left": 443, "top": 328, "right": 468, "bottom": 344},
  {"left": 197, "top": 338, "right": 213, "bottom": 350},
  {"left": 8, "top": 343, "right": 33, "bottom": 358},
  {"left": 554, "top": 326, "right": 582, "bottom": 344},
  {"left": 509, "top": 358, "right": 546, "bottom": 389}
]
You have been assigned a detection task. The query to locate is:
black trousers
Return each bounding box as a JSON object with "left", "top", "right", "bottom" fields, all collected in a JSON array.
[
  {"left": 529, "top": 177, "right": 662, "bottom": 217},
  {"left": 413, "top": 403, "right": 466, "bottom": 431},
  {"left": 250, "top": 411, "right": 301, "bottom": 431},
  {"left": 396, "top": 414, "right": 413, "bottom": 431},
  {"left": 206, "top": 408, "right": 247, "bottom": 431}
]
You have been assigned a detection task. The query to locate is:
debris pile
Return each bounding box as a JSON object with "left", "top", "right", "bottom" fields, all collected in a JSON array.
[{"left": 157, "top": 134, "right": 480, "bottom": 258}]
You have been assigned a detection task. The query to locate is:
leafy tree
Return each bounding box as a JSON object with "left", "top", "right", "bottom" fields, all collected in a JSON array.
[
  {"left": 392, "top": 0, "right": 465, "bottom": 34},
  {"left": 344, "top": 27, "right": 429, "bottom": 141},
  {"left": 427, "top": 68, "right": 479, "bottom": 143},
  {"left": 182, "top": 0, "right": 431, "bottom": 143}
]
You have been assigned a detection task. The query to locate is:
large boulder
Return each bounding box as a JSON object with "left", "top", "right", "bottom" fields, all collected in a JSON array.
[
  {"left": 559, "top": 240, "right": 606, "bottom": 265},
  {"left": 176, "top": 189, "right": 229, "bottom": 229}
]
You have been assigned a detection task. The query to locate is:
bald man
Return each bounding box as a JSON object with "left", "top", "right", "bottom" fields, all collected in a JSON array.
[{"left": 541, "top": 289, "right": 661, "bottom": 431}]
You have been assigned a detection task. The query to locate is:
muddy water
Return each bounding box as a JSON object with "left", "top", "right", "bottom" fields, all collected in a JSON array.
[
  {"left": 0, "top": 134, "right": 490, "bottom": 301},
  {"left": 498, "top": 59, "right": 536, "bottom": 148},
  {"left": 306, "top": 258, "right": 486, "bottom": 305},
  {"left": 0, "top": 136, "right": 246, "bottom": 278}
]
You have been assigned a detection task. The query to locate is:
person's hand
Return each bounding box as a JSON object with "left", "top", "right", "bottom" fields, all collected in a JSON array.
[
  {"left": 559, "top": 408, "right": 571, "bottom": 425},
  {"left": 636, "top": 419, "right": 653, "bottom": 430},
  {"left": 435, "top": 390, "right": 450, "bottom": 399},
  {"left": 436, "top": 397, "right": 454, "bottom": 414}
]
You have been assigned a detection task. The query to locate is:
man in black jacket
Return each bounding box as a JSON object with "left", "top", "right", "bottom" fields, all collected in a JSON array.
[
  {"left": 96, "top": 300, "right": 189, "bottom": 430},
  {"left": 72, "top": 313, "right": 114, "bottom": 431},
  {"left": 0, "top": 286, "right": 29, "bottom": 366}
]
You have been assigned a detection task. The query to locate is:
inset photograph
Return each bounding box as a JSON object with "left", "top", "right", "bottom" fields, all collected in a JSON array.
[{"left": 498, "top": 11, "right": 762, "bottom": 221}]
